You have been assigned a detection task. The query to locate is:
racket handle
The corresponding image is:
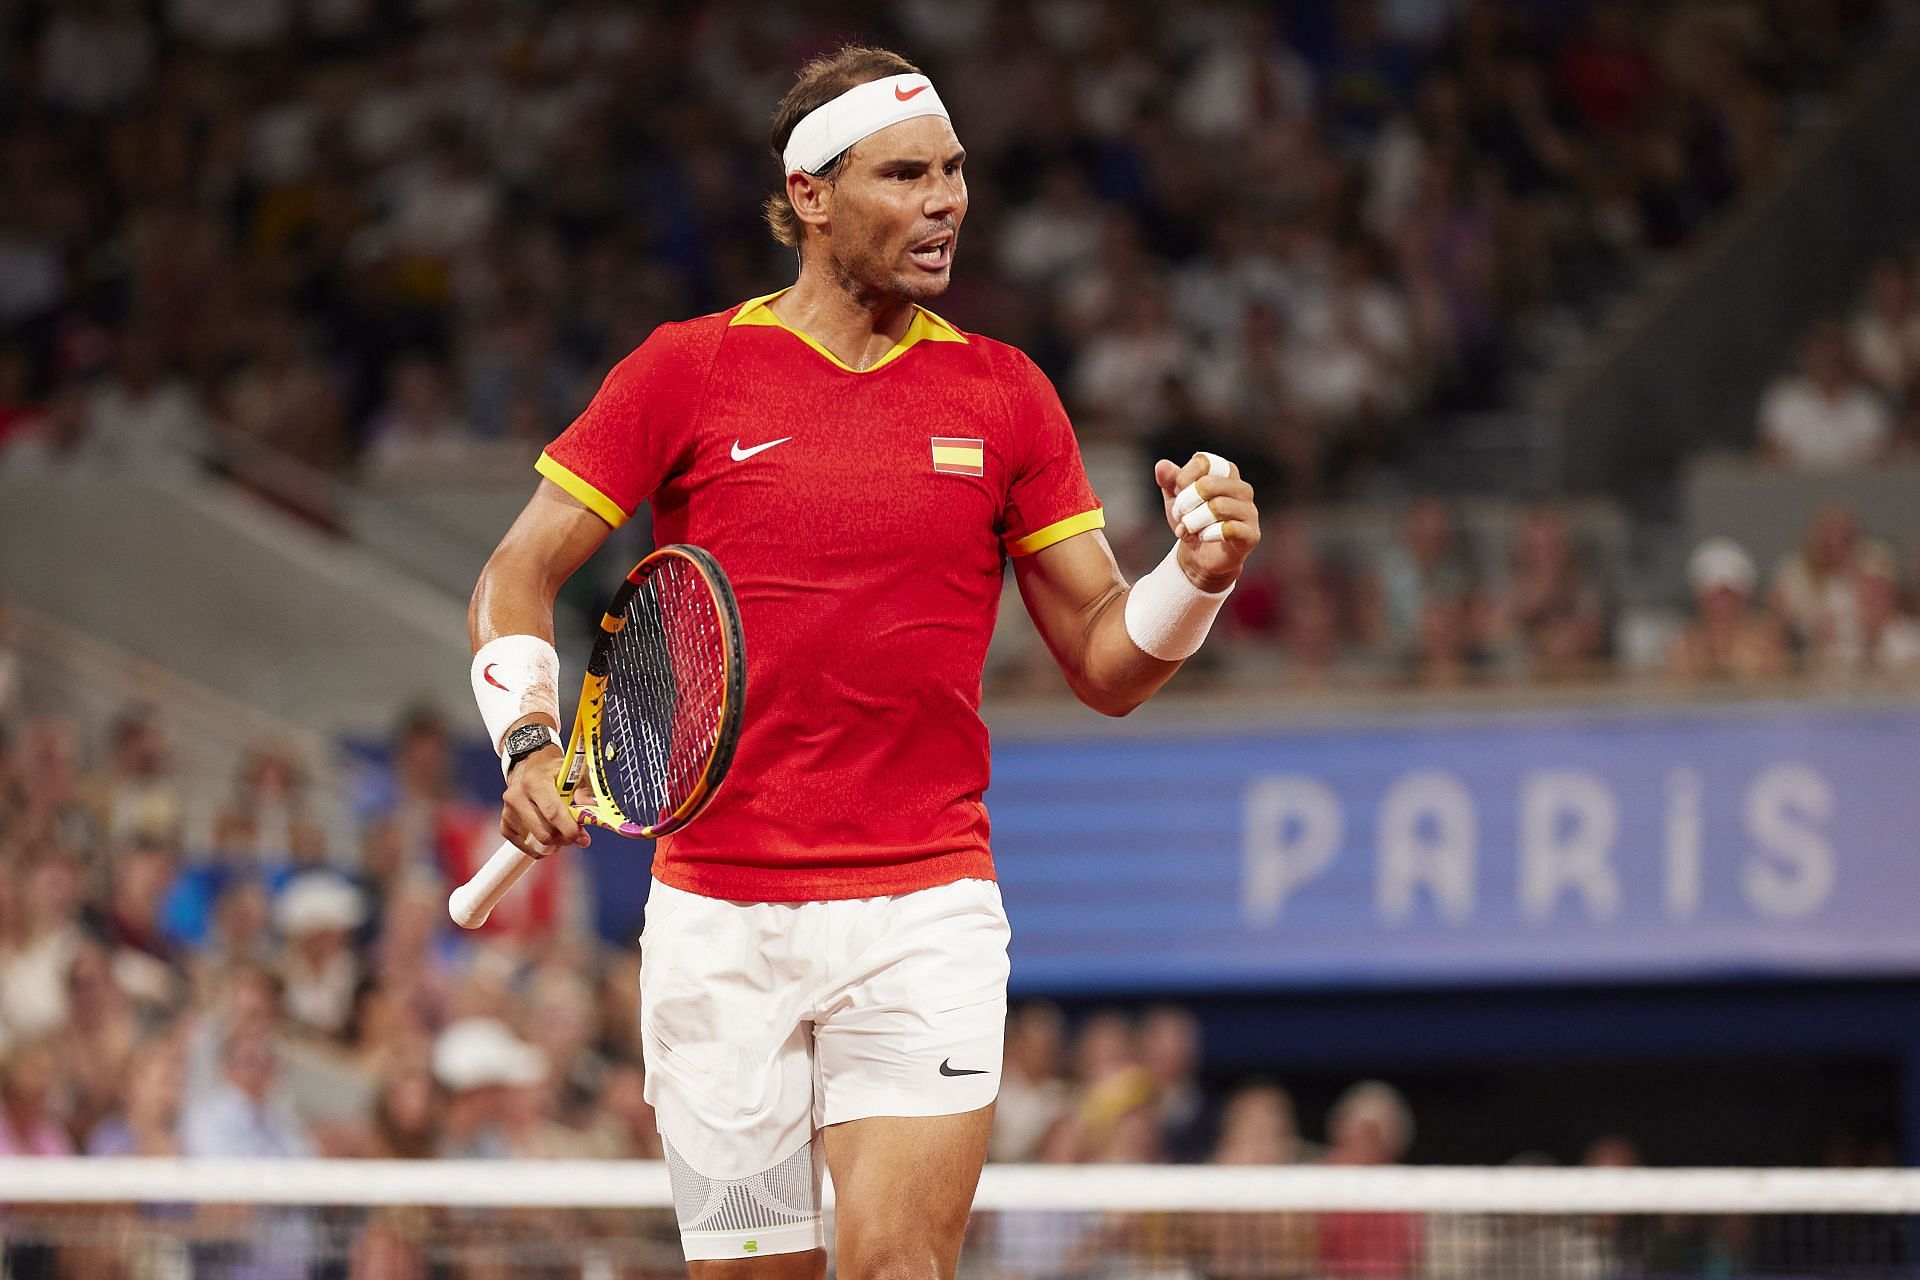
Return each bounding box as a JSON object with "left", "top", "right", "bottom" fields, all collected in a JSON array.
[{"left": 449, "top": 839, "right": 545, "bottom": 929}]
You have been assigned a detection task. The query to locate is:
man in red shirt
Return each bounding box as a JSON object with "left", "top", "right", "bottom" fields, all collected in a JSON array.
[{"left": 468, "top": 45, "right": 1260, "bottom": 1279}]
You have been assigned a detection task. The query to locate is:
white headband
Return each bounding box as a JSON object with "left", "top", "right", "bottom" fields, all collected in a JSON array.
[{"left": 782, "top": 73, "right": 951, "bottom": 176}]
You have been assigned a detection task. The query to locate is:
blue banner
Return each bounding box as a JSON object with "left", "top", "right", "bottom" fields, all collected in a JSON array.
[{"left": 986, "top": 703, "right": 1920, "bottom": 993}]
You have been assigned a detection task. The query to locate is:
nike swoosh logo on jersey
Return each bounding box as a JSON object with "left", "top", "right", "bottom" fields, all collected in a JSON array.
[
  {"left": 731, "top": 436, "right": 793, "bottom": 461},
  {"left": 895, "top": 84, "right": 928, "bottom": 101},
  {"left": 939, "top": 1059, "right": 989, "bottom": 1077}
]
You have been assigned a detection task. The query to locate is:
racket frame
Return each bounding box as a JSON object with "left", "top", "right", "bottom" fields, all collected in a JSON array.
[
  {"left": 449, "top": 543, "right": 745, "bottom": 929},
  {"left": 569, "top": 543, "right": 747, "bottom": 838}
]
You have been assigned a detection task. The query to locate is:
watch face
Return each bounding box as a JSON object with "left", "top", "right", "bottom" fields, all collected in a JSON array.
[{"left": 507, "top": 724, "right": 551, "bottom": 756}]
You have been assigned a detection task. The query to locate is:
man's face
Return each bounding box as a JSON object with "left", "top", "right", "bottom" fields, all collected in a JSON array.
[{"left": 815, "top": 114, "right": 967, "bottom": 303}]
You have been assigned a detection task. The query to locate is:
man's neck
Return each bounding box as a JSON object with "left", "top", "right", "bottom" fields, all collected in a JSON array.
[{"left": 770, "top": 264, "right": 917, "bottom": 371}]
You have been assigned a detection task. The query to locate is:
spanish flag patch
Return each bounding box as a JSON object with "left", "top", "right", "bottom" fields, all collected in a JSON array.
[{"left": 931, "top": 436, "right": 985, "bottom": 476}]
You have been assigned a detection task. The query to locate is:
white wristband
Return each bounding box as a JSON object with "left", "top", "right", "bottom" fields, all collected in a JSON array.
[
  {"left": 471, "top": 635, "right": 561, "bottom": 753},
  {"left": 1123, "top": 544, "right": 1234, "bottom": 661}
]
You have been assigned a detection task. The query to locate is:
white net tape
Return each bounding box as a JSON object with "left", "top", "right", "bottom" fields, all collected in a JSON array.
[
  {"left": 1, "top": 1160, "right": 1916, "bottom": 1278},
  {"left": 3, "top": 1160, "right": 1920, "bottom": 1212}
]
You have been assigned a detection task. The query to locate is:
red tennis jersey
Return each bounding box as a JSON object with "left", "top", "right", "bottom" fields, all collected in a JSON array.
[{"left": 537, "top": 291, "right": 1104, "bottom": 901}]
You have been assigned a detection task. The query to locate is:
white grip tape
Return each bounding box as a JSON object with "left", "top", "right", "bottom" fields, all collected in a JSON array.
[
  {"left": 471, "top": 634, "right": 561, "bottom": 754},
  {"left": 1200, "top": 522, "right": 1226, "bottom": 543},
  {"left": 1172, "top": 483, "right": 1206, "bottom": 520},
  {"left": 1201, "top": 451, "right": 1231, "bottom": 478},
  {"left": 450, "top": 838, "right": 543, "bottom": 929},
  {"left": 1123, "top": 543, "right": 1234, "bottom": 661}
]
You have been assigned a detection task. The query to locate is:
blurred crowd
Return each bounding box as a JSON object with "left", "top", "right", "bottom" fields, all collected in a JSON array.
[
  {"left": 0, "top": 0, "right": 1883, "bottom": 503},
  {"left": 0, "top": 618, "right": 1907, "bottom": 1273},
  {"left": 1757, "top": 237, "right": 1920, "bottom": 471},
  {"left": 0, "top": 0, "right": 1905, "bottom": 702},
  {"left": 986, "top": 487, "right": 1920, "bottom": 692}
]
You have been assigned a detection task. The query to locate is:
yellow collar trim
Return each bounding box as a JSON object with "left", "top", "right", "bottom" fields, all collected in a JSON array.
[{"left": 729, "top": 289, "right": 967, "bottom": 373}]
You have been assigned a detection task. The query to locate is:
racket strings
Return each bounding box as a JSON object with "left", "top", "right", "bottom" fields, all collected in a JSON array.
[{"left": 602, "top": 558, "right": 728, "bottom": 829}]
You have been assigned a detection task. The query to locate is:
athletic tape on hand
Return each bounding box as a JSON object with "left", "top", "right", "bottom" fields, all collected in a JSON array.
[
  {"left": 1172, "top": 482, "right": 1206, "bottom": 520},
  {"left": 1174, "top": 453, "right": 1234, "bottom": 536},
  {"left": 1181, "top": 500, "right": 1219, "bottom": 535}
]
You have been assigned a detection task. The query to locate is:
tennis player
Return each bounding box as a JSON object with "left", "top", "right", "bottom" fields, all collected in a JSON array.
[{"left": 467, "top": 46, "right": 1260, "bottom": 1279}]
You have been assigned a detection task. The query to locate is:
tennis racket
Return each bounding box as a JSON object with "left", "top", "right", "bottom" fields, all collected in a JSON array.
[{"left": 449, "top": 544, "right": 746, "bottom": 929}]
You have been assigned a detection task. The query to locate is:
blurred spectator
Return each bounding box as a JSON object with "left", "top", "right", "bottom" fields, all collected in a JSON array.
[
  {"left": 1072, "top": 1008, "right": 1139, "bottom": 1089},
  {"left": 361, "top": 354, "right": 481, "bottom": 481},
  {"left": 1139, "top": 1004, "right": 1210, "bottom": 1162},
  {"left": 1201, "top": 1082, "right": 1319, "bottom": 1278},
  {"left": 182, "top": 1028, "right": 313, "bottom": 1158},
  {"left": 92, "top": 706, "right": 184, "bottom": 849},
  {"left": 1175, "top": 9, "right": 1314, "bottom": 139},
  {"left": 1851, "top": 257, "right": 1920, "bottom": 399},
  {"left": 358, "top": 704, "right": 458, "bottom": 866},
  {"left": 1363, "top": 498, "right": 1483, "bottom": 685},
  {"left": 81, "top": 331, "right": 213, "bottom": 469},
  {"left": 98, "top": 829, "right": 187, "bottom": 1010},
  {"left": 1497, "top": 504, "right": 1610, "bottom": 680},
  {"left": 0, "top": 1039, "right": 73, "bottom": 1155},
  {"left": 991, "top": 1000, "right": 1072, "bottom": 1163},
  {"left": 432, "top": 1016, "right": 548, "bottom": 1159},
  {"left": 86, "top": 1038, "right": 185, "bottom": 1157},
  {"left": 56, "top": 939, "right": 139, "bottom": 1145},
  {"left": 366, "top": 1065, "right": 443, "bottom": 1160},
  {"left": 181, "top": 1029, "right": 318, "bottom": 1279},
  {"left": 1, "top": 851, "right": 86, "bottom": 1042},
  {"left": 275, "top": 873, "right": 366, "bottom": 1039},
  {"left": 184, "top": 964, "right": 289, "bottom": 1100},
  {"left": 521, "top": 963, "right": 606, "bottom": 1130},
  {"left": 1668, "top": 538, "right": 1791, "bottom": 683},
  {"left": 1852, "top": 550, "right": 1920, "bottom": 676},
  {"left": 1759, "top": 322, "right": 1891, "bottom": 470},
  {"left": 1071, "top": 280, "right": 1195, "bottom": 433},
  {"left": 1211, "top": 1081, "right": 1309, "bottom": 1165},
  {"left": 210, "top": 747, "right": 329, "bottom": 869},
  {"left": 0, "top": 1041, "right": 71, "bottom": 1280},
  {"left": 590, "top": 1059, "right": 663, "bottom": 1160},
  {"left": 1554, "top": 1, "right": 1659, "bottom": 139},
  {"left": 1317, "top": 1080, "right": 1421, "bottom": 1279},
  {"left": 1077, "top": 1065, "right": 1163, "bottom": 1165},
  {"left": 1768, "top": 506, "right": 1886, "bottom": 670}
]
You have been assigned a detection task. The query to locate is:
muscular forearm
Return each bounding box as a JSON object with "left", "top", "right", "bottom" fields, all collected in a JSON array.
[
  {"left": 468, "top": 546, "right": 565, "bottom": 654},
  {"left": 1067, "top": 586, "right": 1183, "bottom": 717}
]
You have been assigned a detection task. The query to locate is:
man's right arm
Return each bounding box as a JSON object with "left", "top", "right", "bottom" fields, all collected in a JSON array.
[{"left": 470, "top": 478, "right": 615, "bottom": 853}]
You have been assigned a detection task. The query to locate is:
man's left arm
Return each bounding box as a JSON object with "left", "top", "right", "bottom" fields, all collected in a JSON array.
[{"left": 1013, "top": 452, "right": 1261, "bottom": 716}]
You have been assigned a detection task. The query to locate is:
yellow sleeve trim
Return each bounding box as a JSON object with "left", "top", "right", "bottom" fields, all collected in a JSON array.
[
  {"left": 1006, "top": 507, "right": 1105, "bottom": 557},
  {"left": 536, "top": 453, "right": 630, "bottom": 529}
]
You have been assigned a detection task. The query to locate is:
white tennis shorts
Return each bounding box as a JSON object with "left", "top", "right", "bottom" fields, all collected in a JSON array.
[{"left": 639, "top": 875, "right": 1010, "bottom": 1261}]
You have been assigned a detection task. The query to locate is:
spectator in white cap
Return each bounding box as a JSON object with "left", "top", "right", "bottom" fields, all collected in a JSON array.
[
  {"left": 432, "top": 1016, "right": 546, "bottom": 1159},
  {"left": 1668, "top": 538, "right": 1790, "bottom": 683},
  {"left": 276, "top": 873, "right": 365, "bottom": 1039}
]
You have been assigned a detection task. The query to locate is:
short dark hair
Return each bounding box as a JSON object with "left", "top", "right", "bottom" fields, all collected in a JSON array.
[{"left": 764, "top": 45, "right": 922, "bottom": 249}]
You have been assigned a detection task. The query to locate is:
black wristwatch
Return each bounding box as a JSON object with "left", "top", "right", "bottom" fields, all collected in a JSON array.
[{"left": 502, "top": 723, "right": 561, "bottom": 778}]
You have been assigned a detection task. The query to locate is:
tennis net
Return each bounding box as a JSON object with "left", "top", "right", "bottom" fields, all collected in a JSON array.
[{"left": 0, "top": 1159, "right": 1915, "bottom": 1277}]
